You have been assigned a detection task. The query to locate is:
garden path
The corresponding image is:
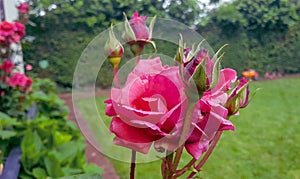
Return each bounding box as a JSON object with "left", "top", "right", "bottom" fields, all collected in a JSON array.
[{"left": 59, "top": 90, "right": 119, "bottom": 179}]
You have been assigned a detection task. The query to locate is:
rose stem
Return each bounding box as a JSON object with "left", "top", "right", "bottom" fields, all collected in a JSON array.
[
  {"left": 164, "top": 150, "right": 174, "bottom": 179},
  {"left": 169, "top": 145, "right": 183, "bottom": 178},
  {"left": 136, "top": 55, "right": 140, "bottom": 65},
  {"left": 170, "top": 103, "right": 195, "bottom": 177},
  {"left": 173, "top": 158, "right": 196, "bottom": 178},
  {"left": 130, "top": 150, "right": 136, "bottom": 179},
  {"left": 187, "top": 131, "right": 223, "bottom": 178},
  {"left": 113, "top": 66, "right": 120, "bottom": 88}
]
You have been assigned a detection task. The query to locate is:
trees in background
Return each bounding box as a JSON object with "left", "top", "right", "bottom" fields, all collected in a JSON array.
[
  {"left": 24, "top": 0, "right": 204, "bottom": 88},
  {"left": 199, "top": 0, "right": 300, "bottom": 75},
  {"left": 23, "top": 0, "right": 300, "bottom": 88}
]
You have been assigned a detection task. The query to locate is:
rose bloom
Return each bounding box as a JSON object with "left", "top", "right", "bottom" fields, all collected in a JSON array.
[
  {"left": 105, "top": 58, "right": 188, "bottom": 154},
  {"left": 17, "top": 2, "right": 30, "bottom": 14},
  {"left": 184, "top": 68, "right": 237, "bottom": 159},
  {"left": 0, "top": 21, "right": 15, "bottom": 38},
  {"left": 129, "top": 11, "right": 150, "bottom": 40},
  {"left": 12, "top": 22, "right": 26, "bottom": 43},
  {"left": 0, "top": 60, "right": 15, "bottom": 73},
  {"left": 9, "top": 73, "right": 29, "bottom": 87}
]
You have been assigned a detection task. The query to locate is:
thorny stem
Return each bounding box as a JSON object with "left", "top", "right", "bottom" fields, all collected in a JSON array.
[
  {"left": 187, "top": 131, "right": 223, "bottom": 178},
  {"left": 130, "top": 150, "right": 136, "bottom": 179}
]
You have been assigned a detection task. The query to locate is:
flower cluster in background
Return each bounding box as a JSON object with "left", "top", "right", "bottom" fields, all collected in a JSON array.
[
  {"left": 0, "top": 21, "right": 25, "bottom": 44},
  {"left": 104, "top": 11, "right": 253, "bottom": 179},
  {"left": 0, "top": 2, "right": 32, "bottom": 118},
  {"left": 0, "top": 60, "right": 32, "bottom": 107}
]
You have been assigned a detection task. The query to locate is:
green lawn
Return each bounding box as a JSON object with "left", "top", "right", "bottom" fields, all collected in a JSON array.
[{"left": 75, "top": 78, "right": 300, "bottom": 179}]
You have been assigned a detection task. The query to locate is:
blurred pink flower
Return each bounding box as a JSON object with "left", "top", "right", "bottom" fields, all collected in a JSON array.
[
  {"left": 0, "top": 21, "right": 26, "bottom": 43},
  {"left": 25, "top": 64, "right": 33, "bottom": 71},
  {"left": 12, "top": 22, "right": 26, "bottom": 42},
  {"left": 17, "top": 2, "right": 30, "bottom": 14},
  {"left": 0, "top": 21, "right": 14, "bottom": 37},
  {"left": 106, "top": 57, "right": 188, "bottom": 154},
  {"left": 9, "top": 73, "right": 28, "bottom": 87},
  {"left": 0, "top": 60, "right": 15, "bottom": 73}
]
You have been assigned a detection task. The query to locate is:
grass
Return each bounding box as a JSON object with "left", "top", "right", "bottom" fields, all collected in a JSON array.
[{"left": 75, "top": 77, "right": 300, "bottom": 179}]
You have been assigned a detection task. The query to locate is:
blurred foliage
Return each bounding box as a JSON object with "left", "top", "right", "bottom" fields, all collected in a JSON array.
[
  {"left": 0, "top": 78, "right": 102, "bottom": 178},
  {"left": 199, "top": 0, "right": 300, "bottom": 76},
  {"left": 23, "top": 0, "right": 300, "bottom": 88},
  {"left": 24, "top": 0, "right": 204, "bottom": 89}
]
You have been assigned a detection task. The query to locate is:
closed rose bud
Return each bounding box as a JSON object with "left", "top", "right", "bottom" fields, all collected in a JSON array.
[
  {"left": 123, "top": 11, "right": 156, "bottom": 56},
  {"left": 104, "top": 25, "right": 124, "bottom": 68},
  {"left": 225, "top": 77, "right": 250, "bottom": 115}
]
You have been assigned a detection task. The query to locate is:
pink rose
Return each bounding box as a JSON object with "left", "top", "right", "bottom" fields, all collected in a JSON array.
[
  {"left": 0, "top": 60, "right": 15, "bottom": 73},
  {"left": 184, "top": 68, "right": 237, "bottom": 159},
  {"left": 12, "top": 22, "right": 25, "bottom": 43},
  {"left": 0, "top": 21, "right": 14, "bottom": 37},
  {"left": 17, "top": 2, "right": 30, "bottom": 14},
  {"left": 9, "top": 73, "right": 28, "bottom": 87},
  {"left": 106, "top": 58, "right": 188, "bottom": 154},
  {"left": 129, "top": 11, "right": 150, "bottom": 40},
  {"left": 25, "top": 64, "right": 33, "bottom": 71},
  {"left": 185, "top": 93, "right": 234, "bottom": 159}
]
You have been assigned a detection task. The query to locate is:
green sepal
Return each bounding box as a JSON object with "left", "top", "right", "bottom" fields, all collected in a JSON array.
[
  {"left": 145, "top": 40, "right": 157, "bottom": 53},
  {"left": 149, "top": 15, "right": 157, "bottom": 39},
  {"left": 122, "top": 12, "right": 136, "bottom": 42},
  {"left": 209, "top": 52, "right": 225, "bottom": 90},
  {"left": 190, "top": 58, "right": 207, "bottom": 94},
  {"left": 209, "top": 44, "right": 228, "bottom": 90},
  {"left": 175, "top": 34, "right": 184, "bottom": 64},
  {"left": 226, "top": 80, "right": 240, "bottom": 97},
  {"left": 104, "top": 24, "right": 123, "bottom": 57}
]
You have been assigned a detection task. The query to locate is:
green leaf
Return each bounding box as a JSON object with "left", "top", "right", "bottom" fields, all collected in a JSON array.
[
  {"left": 0, "top": 112, "right": 18, "bottom": 127},
  {"left": 62, "top": 167, "right": 83, "bottom": 176},
  {"left": 86, "top": 17, "right": 98, "bottom": 27},
  {"left": 83, "top": 164, "right": 103, "bottom": 175},
  {"left": 53, "top": 131, "right": 73, "bottom": 147},
  {"left": 44, "top": 154, "right": 64, "bottom": 178},
  {"left": 32, "top": 167, "right": 47, "bottom": 179},
  {"left": 52, "top": 141, "right": 79, "bottom": 162},
  {"left": 0, "top": 130, "right": 17, "bottom": 139},
  {"left": 21, "top": 131, "right": 44, "bottom": 170}
]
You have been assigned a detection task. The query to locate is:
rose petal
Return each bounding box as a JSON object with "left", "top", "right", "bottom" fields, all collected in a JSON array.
[
  {"left": 185, "top": 140, "right": 210, "bottom": 160},
  {"left": 113, "top": 137, "right": 152, "bottom": 154},
  {"left": 104, "top": 99, "right": 116, "bottom": 116}
]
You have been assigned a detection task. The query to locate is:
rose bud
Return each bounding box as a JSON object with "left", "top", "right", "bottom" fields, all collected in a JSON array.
[
  {"left": 225, "top": 77, "right": 250, "bottom": 116},
  {"left": 104, "top": 25, "right": 124, "bottom": 68},
  {"left": 123, "top": 11, "right": 156, "bottom": 56},
  {"left": 176, "top": 40, "right": 228, "bottom": 100}
]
